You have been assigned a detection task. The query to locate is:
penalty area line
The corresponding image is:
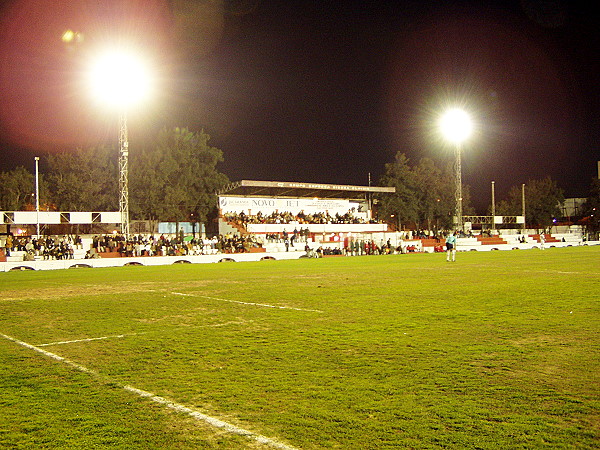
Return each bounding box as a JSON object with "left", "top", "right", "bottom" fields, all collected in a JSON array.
[
  {"left": 171, "top": 292, "right": 323, "bottom": 313},
  {"left": 39, "top": 322, "right": 249, "bottom": 348},
  {"left": 37, "top": 333, "right": 140, "bottom": 347},
  {"left": 0, "top": 331, "right": 298, "bottom": 450}
]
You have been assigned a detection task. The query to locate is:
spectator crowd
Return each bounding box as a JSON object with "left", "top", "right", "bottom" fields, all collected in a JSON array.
[
  {"left": 88, "top": 233, "right": 264, "bottom": 258},
  {"left": 222, "top": 209, "right": 380, "bottom": 226},
  {"left": 2, "top": 235, "right": 82, "bottom": 260},
  {"left": 1, "top": 232, "right": 267, "bottom": 261}
]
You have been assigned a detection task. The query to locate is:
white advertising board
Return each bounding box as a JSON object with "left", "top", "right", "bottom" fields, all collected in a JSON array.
[
  {"left": 69, "top": 212, "right": 93, "bottom": 224},
  {"left": 219, "top": 196, "right": 359, "bottom": 215},
  {"left": 100, "top": 212, "right": 122, "bottom": 224},
  {"left": 14, "top": 211, "right": 61, "bottom": 224}
]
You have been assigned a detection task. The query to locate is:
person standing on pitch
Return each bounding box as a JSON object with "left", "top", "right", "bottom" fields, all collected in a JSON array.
[{"left": 445, "top": 231, "right": 457, "bottom": 262}]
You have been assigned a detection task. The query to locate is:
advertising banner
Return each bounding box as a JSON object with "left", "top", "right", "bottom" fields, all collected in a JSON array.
[
  {"left": 69, "top": 212, "right": 93, "bottom": 224},
  {"left": 14, "top": 211, "right": 61, "bottom": 224},
  {"left": 219, "top": 196, "right": 359, "bottom": 215}
]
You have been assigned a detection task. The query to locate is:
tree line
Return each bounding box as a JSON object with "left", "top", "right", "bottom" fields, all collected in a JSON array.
[
  {"left": 0, "top": 130, "right": 598, "bottom": 234},
  {"left": 0, "top": 127, "right": 228, "bottom": 225},
  {"left": 375, "top": 151, "right": 597, "bottom": 233},
  {"left": 379, "top": 152, "right": 600, "bottom": 232}
]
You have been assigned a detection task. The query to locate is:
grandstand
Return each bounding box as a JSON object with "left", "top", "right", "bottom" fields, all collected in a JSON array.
[{"left": 217, "top": 180, "right": 395, "bottom": 251}]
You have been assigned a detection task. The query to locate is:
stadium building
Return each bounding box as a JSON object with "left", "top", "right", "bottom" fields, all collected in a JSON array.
[{"left": 217, "top": 180, "right": 395, "bottom": 251}]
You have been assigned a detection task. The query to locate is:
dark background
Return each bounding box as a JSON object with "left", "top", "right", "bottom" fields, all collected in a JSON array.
[{"left": 1, "top": 0, "right": 598, "bottom": 213}]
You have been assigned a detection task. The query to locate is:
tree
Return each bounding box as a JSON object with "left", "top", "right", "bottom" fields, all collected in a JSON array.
[
  {"left": 0, "top": 166, "right": 35, "bottom": 210},
  {"left": 497, "top": 178, "right": 563, "bottom": 231},
  {"left": 495, "top": 185, "right": 523, "bottom": 216},
  {"left": 45, "top": 146, "right": 118, "bottom": 211},
  {"left": 522, "top": 177, "right": 563, "bottom": 231},
  {"left": 377, "top": 152, "right": 418, "bottom": 229},
  {"left": 129, "top": 127, "right": 229, "bottom": 224},
  {"left": 412, "top": 157, "right": 455, "bottom": 231},
  {"left": 581, "top": 178, "right": 600, "bottom": 238},
  {"left": 378, "top": 152, "right": 470, "bottom": 231}
]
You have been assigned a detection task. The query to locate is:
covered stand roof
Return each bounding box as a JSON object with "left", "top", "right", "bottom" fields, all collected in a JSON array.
[{"left": 217, "top": 180, "right": 395, "bottom": 200}]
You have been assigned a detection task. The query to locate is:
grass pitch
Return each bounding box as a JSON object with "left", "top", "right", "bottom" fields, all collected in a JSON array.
[{"left": 1, "top": 247, "right": 599, "bottom": 449}]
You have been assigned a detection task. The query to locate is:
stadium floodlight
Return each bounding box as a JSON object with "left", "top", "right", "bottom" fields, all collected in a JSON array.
[
  {"left": 88, "top": 50, "right": 152, "bottom": 109},
  {"left": 439, "top": 108, "right": 472, "bottom": 144},
  {"left": 88, "top": 49, "right": 153, "bottom": 237},
  {"left": 439, "top": 108, "right": 472, "bottom": 231}
]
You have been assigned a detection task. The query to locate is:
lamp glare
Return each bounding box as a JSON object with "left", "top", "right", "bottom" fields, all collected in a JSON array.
[
  {"left": 440, "top": 108, "right": 472, "bottom": 144},
  {"left": 89, "top": 50, "right": 151, "bottom": 109}
]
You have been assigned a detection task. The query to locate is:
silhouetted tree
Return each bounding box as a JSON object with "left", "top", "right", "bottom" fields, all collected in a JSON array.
[
  {"left": 581, "top": 178, "right": 600, "bottom": 238},
  {"left": 378, "top": 152, "right": 471, "bottom": 231},
  {"left": 129, "top": 127, "right": 229, "bottom": 223},
  {"left": 498, "top": 177, "right": 563, "bottom": 231},
  {"left": 45, "top": 146, "right": 118, "bottom": 211},
  {"left": 0, "top": 166, "right": 35, "bottom": 210}
]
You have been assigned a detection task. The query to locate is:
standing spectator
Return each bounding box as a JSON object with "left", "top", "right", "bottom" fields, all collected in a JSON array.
[
  {"left": 445, "top": 231, "right": 457, "bottom": 262},
  {"left": 4, "top": 233, "right": 13, "bottom": 256}
]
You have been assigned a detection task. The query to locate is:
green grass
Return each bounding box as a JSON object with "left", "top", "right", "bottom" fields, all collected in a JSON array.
[{"left": 1, "top": 247, "right": 599, "bottom": 449}]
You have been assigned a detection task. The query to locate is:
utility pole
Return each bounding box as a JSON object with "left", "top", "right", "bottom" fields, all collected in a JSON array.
[
  {"left": 521, "top": 183, "right": 526, "bottom": 233},
  {"left": 491, "top": 180, "right": 495, "bottom": 232}
]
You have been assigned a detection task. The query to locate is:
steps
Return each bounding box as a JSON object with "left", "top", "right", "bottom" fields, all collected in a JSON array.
[
  {"left": 530, "top": 234, "right": 560, "bottom": 243},
  {"left": 420, "top": 238, "right": 443, "bottom": 247},
  {"left": 476, "top": 236, "right": 508, "bottom": 245}
]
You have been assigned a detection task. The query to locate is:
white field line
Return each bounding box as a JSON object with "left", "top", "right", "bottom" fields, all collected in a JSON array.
[
  {"left": 37, "top": 320, "right": 247, "bottom": 348},
  {"left": 514, "top": 269, "right": 586, "bottom": 275},
  {"left": 171, "top": 292, "right": 323, "bottom": 313},
  {"left": 37, "top": 333, "right": 136, "bottom": 347},
  {"left": 0, "top": 331, "right": 298, "bottom": 450}
]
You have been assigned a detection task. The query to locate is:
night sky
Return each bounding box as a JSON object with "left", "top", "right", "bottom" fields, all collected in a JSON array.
[{"left": 0, "top": 0, "right": 598, "bottom": 213}]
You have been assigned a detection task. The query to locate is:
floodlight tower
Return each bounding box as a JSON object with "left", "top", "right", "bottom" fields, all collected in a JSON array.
[
  {"left": 118, "top": 111, "right": 129, "bottom": 236},
  {"left": 440, "top": 108, "right": 472, "bottom": 231},
  {"left": 88, "top": 49, "right": 151, "bottom": 237}
]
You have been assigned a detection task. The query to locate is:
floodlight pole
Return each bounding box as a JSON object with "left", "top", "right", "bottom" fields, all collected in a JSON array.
[
  {"left": 34, "top": 156, "right": 40, "bottom": 238},
  {"left": 118, "top": 110, "right": 130, "bottom": 238},
  {"left": 454, "top": 144, "right": 463, "bottom": 231}
]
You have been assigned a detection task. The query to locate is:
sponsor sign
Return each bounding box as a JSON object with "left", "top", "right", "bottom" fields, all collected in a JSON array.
[{"left": 219, "top": 196, "right": 359, "bottom": 215}]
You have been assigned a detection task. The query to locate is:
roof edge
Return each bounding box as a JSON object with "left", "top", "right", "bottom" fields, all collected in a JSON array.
[{"left": 219, "top": 180, "right": 395, "bottom": 194}]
